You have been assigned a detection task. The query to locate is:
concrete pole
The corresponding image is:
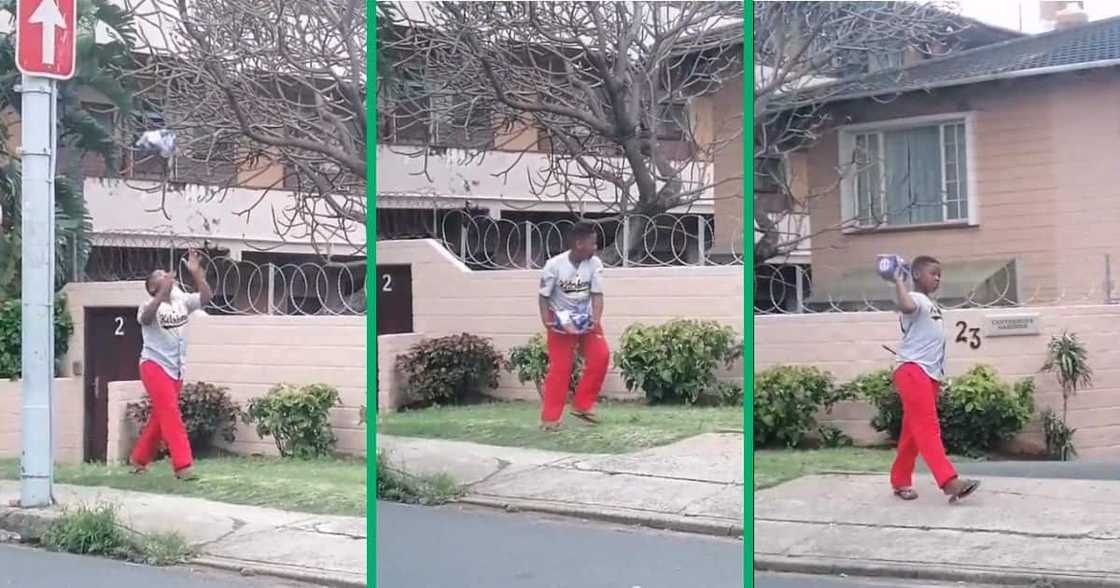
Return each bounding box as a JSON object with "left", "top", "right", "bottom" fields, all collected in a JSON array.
[{"left": 19, "top": 74, "right": 56, "bottom": 508}]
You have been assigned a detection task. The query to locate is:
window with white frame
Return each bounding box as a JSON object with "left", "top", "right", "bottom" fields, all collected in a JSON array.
[{"left": 843, "top": 117, "right": 971, "bottom": 229}]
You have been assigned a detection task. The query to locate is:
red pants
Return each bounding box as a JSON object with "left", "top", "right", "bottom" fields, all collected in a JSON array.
[
  {"left": 891, "top": 363, "right": 958, "bottom": 489},
  {"left": 130, "top": 361, "right": 193, "bottom": 472},
  {"left": 541, "top": 326, "right": 610, "bottom": 423}
]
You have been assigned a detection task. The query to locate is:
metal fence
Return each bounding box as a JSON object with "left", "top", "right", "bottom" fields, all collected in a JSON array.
[
  {"left": 417, "top": 210, "right": 744, "bottom": 270},
  {"left": 755, "top": 255, "right": 1120, "bottom": 314},
  {"left": 82, "top": 232, "right": 366, "bottom": 316}
]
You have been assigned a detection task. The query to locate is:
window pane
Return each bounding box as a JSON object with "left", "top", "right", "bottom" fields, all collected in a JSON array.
[
  {"left": 955, "top": 124, "right": 968, "bottom": 215},
  {"left": 883, "top": 125, "right": 942, "bottom": 226},
  {"left": 854, "top": 134, "right": 881, "bottom": 224}
]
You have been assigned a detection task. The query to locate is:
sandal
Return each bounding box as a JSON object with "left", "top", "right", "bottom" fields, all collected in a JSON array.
[
  {"left": 174, "top": 466, "right": 198, "bottom": 481},
  {"left": 540, "top": 421, "right": 562, "bottom": 433},
  {"left": 893, "top": 487, "right": 919, "bottom": 501},
  {"left": 570, "top": 410, "right": 601, "bottom": 425},
  {"left": 945, "top": 478, "right": 980, "bottom": 504},
  {"left": 129, "top": 461, "right": 149, "bottom": 475}
]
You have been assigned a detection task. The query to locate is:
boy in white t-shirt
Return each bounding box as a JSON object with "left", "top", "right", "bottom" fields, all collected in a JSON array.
[
  {"left": 130, "top": 250, "right": 212, "bottom": 481},
  {"left": 890, "top": 255, "right": 979, "bottom": 504},
  {"left": 537, "top": 222, "right": 608, "bottom": 431}
]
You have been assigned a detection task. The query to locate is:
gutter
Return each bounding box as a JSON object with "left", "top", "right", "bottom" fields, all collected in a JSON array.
[{"left": 773, "top": 57, "right": 1120, "bottom": 112}]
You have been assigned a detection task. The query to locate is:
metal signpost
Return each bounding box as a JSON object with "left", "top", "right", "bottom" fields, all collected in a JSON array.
[{"left": 15, "top": 0, "right": 76, "bottom": 508}]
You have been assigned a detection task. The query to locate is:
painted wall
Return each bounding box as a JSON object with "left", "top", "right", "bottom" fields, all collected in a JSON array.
[
  {"left": 756, "top": 304, "right": 1120, "bottom": 458},
  {"left": 377, "top": 239, "right": 743, "bottom": 408}
]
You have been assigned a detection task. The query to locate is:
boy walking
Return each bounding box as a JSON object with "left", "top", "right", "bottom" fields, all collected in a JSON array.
[
  {"left": 890, "top": 255, "right": 980, "bottom": 503},
  {"left": 537, "top": 222, "right": 609, "bottom": 431},
  {"left": 130, "top": 250, "right": 212, "bottom": 480}
]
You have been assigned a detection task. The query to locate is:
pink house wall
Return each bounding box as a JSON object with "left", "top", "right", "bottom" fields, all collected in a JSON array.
[{"left": 803, "top": 70, "right": 1120, "bottom": 304}]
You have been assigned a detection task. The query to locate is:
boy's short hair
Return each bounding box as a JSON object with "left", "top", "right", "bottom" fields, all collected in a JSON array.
[
  {"left": 912, "top": 255, "right": 941, "bottom": 273},
  {"left": 145, "top": 270, "right": 161, "bottom": 294},
  {"left": 570, "top": 221, "right": 597, "bottom": 241}
]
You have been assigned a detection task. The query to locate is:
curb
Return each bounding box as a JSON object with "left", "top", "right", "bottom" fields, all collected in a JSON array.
[
  {"left": 194, "top": 555, "right": 366, "bottom": 588},
  {"left": 755, "top": 555, "right": 1120, "bottom": 587},
  {"left": 0, "top": 506, "right": 365, "bottom": 588},
  {"left": 461, "top": 495, "right": 743, "bottom": 538}
]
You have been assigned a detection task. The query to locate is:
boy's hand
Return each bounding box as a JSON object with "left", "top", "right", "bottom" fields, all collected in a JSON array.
[
  {"left": 186, "top": 249, "right": 203, "bottom": 274},
  {"left": 894, "top": 265, "right": 907, "bottom": 284}
]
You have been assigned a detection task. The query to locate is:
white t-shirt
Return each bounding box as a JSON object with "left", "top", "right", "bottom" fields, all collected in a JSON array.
[
  {"left": 538, "top": 252, "right": 605, "bottom": 316},
  {"left": 137, "top": 287, "right": 202, "bottom": 380},
  {"left": 896, "top": 291, "right": 946, "bottom": 381}
]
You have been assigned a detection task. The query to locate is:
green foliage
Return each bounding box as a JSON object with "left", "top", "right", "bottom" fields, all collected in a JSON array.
[
  {"left": 938, "top": 366, "right": 1035, "bottom": 457},
  {"left": 44, "top": 503, "right": 192, "bottom": 566},
  {"left": 855, "top": 365, "right": 1035, "bottom": 457},
  {"left": 616, "top": 319, "right": 741, "bottom": 405},
  {"left": 0, "top": 295, "right": 74, "bottom": 379},
  {"left": 754, "top": 365, "right": 849, "bottom": 448},
  {"left": 44, "top": 504, "right": 132, "bottom": 559},
  {"left": 126, "top": 382, "right": 242, "bottom": 454},
  {"left": 504, "top": 333, "right": 582, "bottom": 398},
  {"left": 817, "top": 424, "right": 854, "bottom": 448},
  {"left": 1041, "top": 408, "right": 1077, "bottom": 461},
  {"left": 376, "top": 450, "right": 461, "bottom": 506},
  {"left": 701, "top": 380, "right": 744, "bottom": 407},
  {"left": 396, "top": 333, "right": 503, "bottom": 406},
  {"left": 1041, "top": 331, "right": 1092, "bottom": 420},
  {"left": 242, "top": 383, "right": 341, "bottom": 459},
  {"left": 0, "top": 0, "right": 140, "bottom": 292}
]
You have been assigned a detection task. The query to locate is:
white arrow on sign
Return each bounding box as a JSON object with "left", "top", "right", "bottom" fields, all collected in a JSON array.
[{"left": 28, "top": 0, "right": 66, "bottom": 66}]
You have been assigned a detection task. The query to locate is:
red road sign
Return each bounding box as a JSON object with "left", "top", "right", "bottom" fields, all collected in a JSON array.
[{"left": 16, "top": 0, "right": 77, "bottom": 80}]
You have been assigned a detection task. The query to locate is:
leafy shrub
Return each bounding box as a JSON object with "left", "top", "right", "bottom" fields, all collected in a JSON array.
[
  {"left": 504, "top": 333, "right": 582, "bottom": 398},
  {"left": 817, "top": 424, "right": 854, "bottom": 448},
  {"left": 127, "top": 382, "right": 241, "bottom": 454},
  {"left": 754, "top": 365, "right": 849, "bottom": 448},
  {"left": 860, "top": 365, "right": 1035, "bottom": 457},
  {"left": 0, "top": 295, "right": 74, "bottom": 379},
  {"left": 396, "top": 333, "right": 503, "bottom": 406},
  {"left": 243, "top": 383, "right": 341, "bottom": 459},
  {"left": 616, "top": 319, "right": 741, "bottom": 404},
  {"left": 696, "top": 381, "right": 744, "bottom": 407},
  {"left": 938, "top": 366, "right": 1035, "bottom": 457}
]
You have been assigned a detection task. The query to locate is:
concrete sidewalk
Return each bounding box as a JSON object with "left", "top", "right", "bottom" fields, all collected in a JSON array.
[
  {"left": 378, "top": 433, "right": 744, "bottom": 537},
  {"left": 0, "top": 482, "right": 365, "bottom": 587},
  {"left": 756, "top": 473, "right": 1120, "bottom": 587}
]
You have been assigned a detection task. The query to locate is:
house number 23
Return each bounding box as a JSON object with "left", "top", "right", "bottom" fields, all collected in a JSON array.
[{"left": 955, "top": 321, "right": 981, "bottom": 350}]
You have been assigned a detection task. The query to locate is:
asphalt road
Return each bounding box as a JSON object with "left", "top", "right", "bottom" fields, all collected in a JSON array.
[
  {"left": 376, "top": 501, "right": 743, "bottom": 588},
  {"left": 0, "top": 543, "right": 314, "bottom": 587},
  {"left": 756, "top": 572, "right": 1003, "bottom": 587}
]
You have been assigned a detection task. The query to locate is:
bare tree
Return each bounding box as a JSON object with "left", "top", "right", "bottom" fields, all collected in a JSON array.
[
  {"left": 121, "top": 0, "right": 367, "bottom": 255},
  {"left": 378, "top": 1, "right": 744, "bottom": 261},
  {"left": 753, "top": 1, "right": 972, "bottom": 263}
]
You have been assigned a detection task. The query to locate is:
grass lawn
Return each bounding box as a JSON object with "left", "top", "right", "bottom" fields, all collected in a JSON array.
[
  {"left": 0, "top": 456, "right": 366, "bottom": 517},
  {"left": 754, "top": 447, "right": 983, "bottom": 490},
  {"left": 378, "top": 400, "right": 742, "bottom": 454},
  {"left": 754, "top": 447, "right": 896, "bottom": 489}
]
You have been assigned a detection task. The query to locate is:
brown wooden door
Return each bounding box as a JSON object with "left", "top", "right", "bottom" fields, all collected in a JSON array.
[
  {"left": 377, "top": 264, "right": 414, "bottom": 335},
  {"left": 84, "top": 307, "right": 143, "bottom": 462}
]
